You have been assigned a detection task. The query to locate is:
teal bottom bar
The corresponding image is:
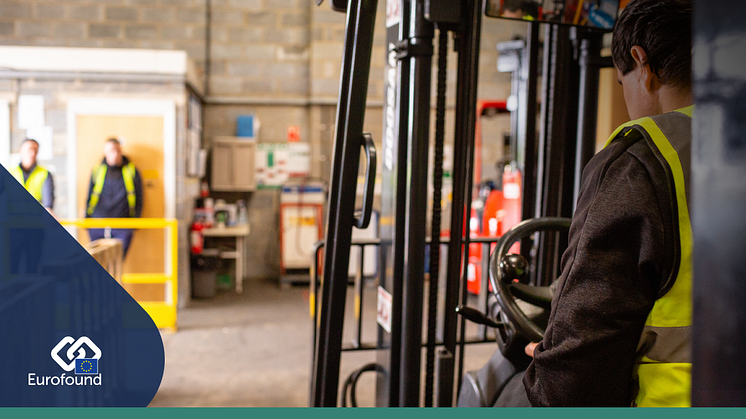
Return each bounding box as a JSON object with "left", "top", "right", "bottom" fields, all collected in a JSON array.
[{"left": 2, "top": 407, "right": 744, "bottom": 419}]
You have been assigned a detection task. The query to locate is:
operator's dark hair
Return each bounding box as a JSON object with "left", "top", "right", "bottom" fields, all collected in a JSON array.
[
  {"left": 105, "top": 137, "right": 121, "bottom": 146},
  {"left": 503, "top": 0, "right": 539, "bottom": 19},
  {"left": 612, "top": 0, "right": 693, "bottom": 89}
]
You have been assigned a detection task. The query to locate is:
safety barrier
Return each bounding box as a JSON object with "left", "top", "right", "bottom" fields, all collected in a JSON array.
[
  {"left": 310, "top": 236, "right": 500, "bottom": 353},
  {"left": 85, "top": 238, "right": 123, "bottom": 284},
  {"left": 61, "top": 218, "right": 178, "bottom": 331}
]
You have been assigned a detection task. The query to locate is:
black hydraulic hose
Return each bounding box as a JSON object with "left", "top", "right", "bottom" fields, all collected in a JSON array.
[
  {"left": 340, "top": 363, "right": 385, "bottom": 407},
  {"left": 424, "top": 28, "right": 449, "bottom": 408}
]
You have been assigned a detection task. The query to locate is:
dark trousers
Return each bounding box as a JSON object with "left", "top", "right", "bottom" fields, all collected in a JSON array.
[
  {"left": 88, "top": 228, "right": 135, "bottom": 257},
  {"left": 9, "top": 228, "right": 44, "bottom": 275},
  {"left": 494, "top": 371, "right": 531, "bottom": 407}
]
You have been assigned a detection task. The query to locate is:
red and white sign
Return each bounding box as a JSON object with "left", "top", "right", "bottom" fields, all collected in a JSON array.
[
  {"left": 377, "top": 286, "right": 393, "bottom": 333},
  {"left": 386, "top": 0, "right": 401, "bottom": 28}
]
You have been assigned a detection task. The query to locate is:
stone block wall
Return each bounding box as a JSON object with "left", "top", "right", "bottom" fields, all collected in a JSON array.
[
  {"left": 0, "top": 0, "right": 522, "bottom": 285},
  {"left": 208, "top": 0, "right": 310, "bottom": 99},
  {"left": 0, "top": 0, "right": 208, "bottom": 80},
  {"left": 0, "top": 1, "right": 520, "bottom": 113}
]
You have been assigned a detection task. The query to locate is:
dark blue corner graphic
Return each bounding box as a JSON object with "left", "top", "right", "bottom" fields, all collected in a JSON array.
[{"left": 0, "top": 165, "right": 165, "bottom": 407}]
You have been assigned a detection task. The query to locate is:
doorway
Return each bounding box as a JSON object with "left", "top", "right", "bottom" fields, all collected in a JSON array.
[{"left": 67, "top": 99, "right": 176, "bottom": 302}]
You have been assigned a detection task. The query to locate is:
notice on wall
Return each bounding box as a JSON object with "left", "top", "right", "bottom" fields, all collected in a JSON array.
[
  {"left": 255, "top": 143, "right": 288, "bottom": 188},
  {"left": 25, "top": 126, "right": 53, "bottom": 161},
  {"left": 255, "top": 142, "right": 311, "bottom": 187},
  {"left": 17, "top": 95, "right": 45, "bottom": 129},
  {"left": 287, "top": 142, "right": 310, "bottom": 178}
]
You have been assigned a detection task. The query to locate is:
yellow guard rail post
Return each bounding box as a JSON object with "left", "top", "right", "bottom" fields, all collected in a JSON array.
[
  {"left": 85, "top": 238, "right": 123, "bottom": 284},
  {"left": 60, "top": 218, "right": 179, "bottom": 331}
]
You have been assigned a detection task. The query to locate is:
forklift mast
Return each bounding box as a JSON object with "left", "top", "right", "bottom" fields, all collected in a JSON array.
[
  {"left": 310, "top": 0, "right": 746, "bottom": 407},
  {"left": 311, "top": 0, "right": 611, "bottom": 407}
]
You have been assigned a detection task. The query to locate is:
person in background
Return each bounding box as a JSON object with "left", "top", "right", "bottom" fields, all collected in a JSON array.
[
  {"left": 11, "top": 138, "right": 54, "bottom": 213},
  {"left": 502, "top": 0, "right": 539, "bottom": 20},
  {"left": 85, "top": 138, "right": 143, "bottom": 257},
  {"left": 8, "top": 138, "right": 55, "bottom": 274},
  {"left": 8, "top": 139, "right": 54, "bottom": 274}
]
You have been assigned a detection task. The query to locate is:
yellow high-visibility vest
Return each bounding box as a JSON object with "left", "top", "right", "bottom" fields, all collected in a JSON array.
[
  {"left": 10, "top": 164, "right": 49, "bottom": 203},
  {"left": 87, "top": 162, "right": 137, "bottom": 217},
  {"left": 605, "top": 105, "right": 694, "bottom": 407}
]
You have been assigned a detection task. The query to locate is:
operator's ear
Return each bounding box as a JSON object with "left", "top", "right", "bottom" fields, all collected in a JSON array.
[{"left": 630, "top": 46, "right": 656, "bottom": 92}]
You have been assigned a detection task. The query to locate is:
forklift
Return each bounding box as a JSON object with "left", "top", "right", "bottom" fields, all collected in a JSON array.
[{"left": 310, "top": 0, "right": 746, "bottom": 407}]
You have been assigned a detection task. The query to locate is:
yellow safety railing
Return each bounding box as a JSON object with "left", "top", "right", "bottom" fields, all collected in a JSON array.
[
  {"left": 60, "top": 218, "right": 179, "bottom": 331},
  {"left": 85, "top": 238, "right": 123, "bottom": 284}
]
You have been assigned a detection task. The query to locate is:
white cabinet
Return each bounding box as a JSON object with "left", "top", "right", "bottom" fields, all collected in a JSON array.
[
  {"left": 280, "top": 205, "right": 322, "bottom": 269},
  {"left": 211, "top": 137, "right": 256, "bottom": 191}
]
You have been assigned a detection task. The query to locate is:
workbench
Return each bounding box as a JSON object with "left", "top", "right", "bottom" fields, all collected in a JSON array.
[{"left": 202, "top": 224, "right": 251, "bottom": 293}]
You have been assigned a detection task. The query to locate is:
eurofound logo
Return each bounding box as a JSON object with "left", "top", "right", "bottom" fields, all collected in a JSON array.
[{"left": 28, "top": 336, "right": 103, "bottom": 386}]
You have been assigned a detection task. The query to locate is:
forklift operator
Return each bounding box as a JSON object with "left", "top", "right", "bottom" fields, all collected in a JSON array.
[{"left": 521, "top": 0, "right": 694, "bottom": 406}]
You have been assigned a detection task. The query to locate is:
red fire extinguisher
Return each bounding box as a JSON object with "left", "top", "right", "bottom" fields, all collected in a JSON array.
[
  {"left": 501, "top": 165, "right": 522, "bottom": 236},
  {"left": 200, "top": 180, "right": 210, "bottom": 198},
  {"left": 467, "top": 166, "right": 523, "bottom": 296},
  {"left": 191, "top": 221, "right": 204, "bottom": 254}
]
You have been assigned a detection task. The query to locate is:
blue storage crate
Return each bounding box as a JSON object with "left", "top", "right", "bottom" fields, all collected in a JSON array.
[{"left": 236, "top": 115, "right": 255, "bottom": 139}]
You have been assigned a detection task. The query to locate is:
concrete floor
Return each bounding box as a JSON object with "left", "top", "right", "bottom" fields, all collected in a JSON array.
[{"left": 150, "top": 278, "right": 498, "bottom": 407}]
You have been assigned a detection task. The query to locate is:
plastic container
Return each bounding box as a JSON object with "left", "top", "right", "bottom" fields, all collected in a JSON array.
[
  {"left": 236, "top": 200, "right": 247, "bottom": 225},
  {"left": 191, "top": 255, "right": 220, "bottom": 298},
  {"left": 217, "top": 274, "right": 232, "bottom": 290}
]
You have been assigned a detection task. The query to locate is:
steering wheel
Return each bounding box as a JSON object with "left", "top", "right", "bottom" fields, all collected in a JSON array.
[{"left": 488, "top": 217, "right": 571, "bottom": 358}]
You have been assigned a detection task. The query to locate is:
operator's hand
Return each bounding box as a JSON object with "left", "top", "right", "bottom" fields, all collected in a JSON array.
[{"left": 525, "top": 342, "right": 539, "bottom": 358}]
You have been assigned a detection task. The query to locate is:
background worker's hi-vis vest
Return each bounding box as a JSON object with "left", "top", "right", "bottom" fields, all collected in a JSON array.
[
  {"left": 10, "top": 165, "right": 49, "bottom": 203},
  {"left": 87, "top": 162, "right": 137, "bottom": 217},
  {"left": 605, "top": 105, "right": 694, "bottom": 407}
]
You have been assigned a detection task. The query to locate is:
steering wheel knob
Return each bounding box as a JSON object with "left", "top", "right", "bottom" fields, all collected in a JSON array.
[
  {"left": 499, "top": 253, "right": 529, "bottom": 283},
  {"left": 489, "top": 218, "right": 572, "bottom": 346}
]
